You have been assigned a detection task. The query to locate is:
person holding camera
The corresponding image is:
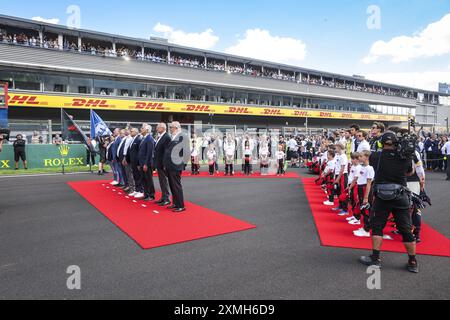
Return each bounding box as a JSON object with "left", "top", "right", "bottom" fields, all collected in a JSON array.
[
  {"left": 359, "top": 130, "right": 418, "bottom": 273},
  {"left": 13, "top": 134, "right": 28, "bottom": 170}
]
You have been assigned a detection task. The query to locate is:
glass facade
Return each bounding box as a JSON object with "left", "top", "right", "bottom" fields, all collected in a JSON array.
[{"left": 0, "top": 69, "right": 415, "bottom": 116}]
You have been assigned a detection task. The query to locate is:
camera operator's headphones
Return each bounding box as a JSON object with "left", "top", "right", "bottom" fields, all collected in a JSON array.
[{"left": 380, "top": 131, "right": 398, "bottom": 146}]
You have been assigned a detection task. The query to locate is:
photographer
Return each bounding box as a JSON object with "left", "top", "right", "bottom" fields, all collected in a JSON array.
[
  {"left": 13, "top": 134, "right": 28, "bottom": 170},
  {"left": 359, "top": 130, "right": 419, "bottom": 273}
]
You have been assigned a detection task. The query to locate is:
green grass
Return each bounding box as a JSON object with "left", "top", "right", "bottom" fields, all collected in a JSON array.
[{"left": 0, "top": 165, "right": 111, "bottom": 176}]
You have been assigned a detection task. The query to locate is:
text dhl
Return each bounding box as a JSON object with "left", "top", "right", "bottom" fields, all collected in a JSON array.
[
  {"left": 134, "top": 102, "right": 165, "bottom": 110},
  {"left": 72, "top": 99, "right": 110, "bottom": 108},
  {"left": 44, "top": 157, "right": 84, "bottom": 167},
  {"left": 9, "top": 95, "right": 40, "bottom": 105}
]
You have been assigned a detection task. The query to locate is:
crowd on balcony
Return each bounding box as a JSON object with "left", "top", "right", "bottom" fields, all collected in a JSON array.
[{"left": 0, "top": 26, "right": 417, "bottom": 100}]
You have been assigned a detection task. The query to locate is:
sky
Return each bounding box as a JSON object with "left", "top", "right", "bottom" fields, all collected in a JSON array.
[{"left": 1, "top": 0, "right": 450, "bottom": 91}]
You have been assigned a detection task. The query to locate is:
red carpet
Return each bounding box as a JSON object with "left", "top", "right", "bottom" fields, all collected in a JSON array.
[
  {"left": 180, "top": 171, "right": 300, "bottom": 179},
  {"left": 302, "top": 178, "right": 450, "bottom": 258},
  {"left": 68, "top": 181, "right": 256, "bottom": 250}
]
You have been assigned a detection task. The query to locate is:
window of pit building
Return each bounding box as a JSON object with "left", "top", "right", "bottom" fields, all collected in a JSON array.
[
  {"left": 272, "top": 95, "right": 282, "bottom": 107},
  {"left": 42, "top": 31, "right": 59, "bottom": 49},
  {"left": 42, "top": 74, "right": 69, "bottom": 93},
  {"left": 260, "top": 94, "right": 272, "bottom": 106},
  {"left": 220, "top": 90, "right": 234, "bottom": 103},
  {"left": 248, "top": 93, "right": 260, "bottom": 105},
  {"left": 63, "top": 34, "right": 78, "bottom": 52},
  {"left": 246, "top": 65, "right": 262, "bottom": 77},
  {"left": 226, "top": 62, "right": 245, "bottom": 74},
  {"left": 191, "top": 87, "right": 206, "bottom": 101},
  {"left": 13, "top": 72, "right": 41, "bottom": 91},
  {"left": 205, "top": 88, "right": 221, "bottom": 103},
  {"left": 0, "top": 70, "right": 14, "bottom": 89},
  {"left": 207, "top": 58, "right": 226, "bottom": 71},
  {"left": 94, "top": 79, "right": 116, "bottom": 96},
  {"left": 166, "top": 85, "right": 190, "bottom": 100},
  {"left": 293, "top": 97, "right": 303, "bottom": 108},
  {"left": 69, "top": 77, "right": 93, "bottom": 94},
  {"left": 234, "top": 91, "right": 248, "bottom": 104}
]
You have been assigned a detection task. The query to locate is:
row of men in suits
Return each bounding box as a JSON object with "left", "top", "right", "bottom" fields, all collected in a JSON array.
[{"left": 107, "top": 122, "right": 188, "bottom": 213}]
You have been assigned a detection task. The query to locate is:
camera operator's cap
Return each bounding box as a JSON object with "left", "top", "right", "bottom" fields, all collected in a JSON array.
[{"left": 380, "top": 131, "right": 398, "bottom": 145}]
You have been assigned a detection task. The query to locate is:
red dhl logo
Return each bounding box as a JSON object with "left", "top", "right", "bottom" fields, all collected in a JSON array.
[
  {"left": 135, "top": 102, "right": 165, "bottom": 110},
  {"left": 263, "top": 109, "right": 283, "bottom": 115},
  {"left": 9, "top": 95, "right": 40, "bottom": 105},
  {"left": 341, "top": 113, "right": 353, "bottom": 118},
  {"left": 320, "top": 112, "right": 333, "bottom": 118},
  {"left": 72, "top": 99, "right": 109, "bottom": 108},
  {"left": 227, "top": 107, "right": 251, "bottom": 114},
  {"left": 186, "top": 105, "right": 212, "bottom": 112},
  {"left": 293, "top": 111, "right": 309, "bottom": 117},
  {"left": 361, "top": 114, "right": 371, "bottom": 120}
]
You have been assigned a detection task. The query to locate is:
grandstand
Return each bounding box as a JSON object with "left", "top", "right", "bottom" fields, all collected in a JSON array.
[{"left": 0, "top": 14, "right": 447, "bottom": 138}]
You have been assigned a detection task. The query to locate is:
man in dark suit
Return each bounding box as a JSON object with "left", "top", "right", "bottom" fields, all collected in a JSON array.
[
  {"left": 138, "top": 124, "right": 156, "bottom": 201},
  {"left": 110, "top": 128, "right": 124, "bottom": 186},
  {"left": 163, "top": 122, "right": 189, "bottom": 213},
  {"left": 127, "top": 127, "right": 143, "bottom": 198},
  {"left": 153, "top": 123, "right": 172, "bottom": 206}
]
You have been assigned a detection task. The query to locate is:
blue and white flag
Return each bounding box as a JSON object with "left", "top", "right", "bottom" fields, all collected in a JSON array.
[{"left": 90, "top": 110, "right": 112, "bottom": 139}]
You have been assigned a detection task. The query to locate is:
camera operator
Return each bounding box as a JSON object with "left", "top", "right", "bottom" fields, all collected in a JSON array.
[
  {"left": 13, "top": 134, "right": 28, "bottom": 170},
  {"left": 359, "top": 130, "right": 419, "bottom": 273}
]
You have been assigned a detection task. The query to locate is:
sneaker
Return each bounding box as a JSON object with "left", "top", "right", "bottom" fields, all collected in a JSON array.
[
  {"left": 331, "top": 207, "right": 341, "bottom": 211},
  {"left": 354, "top": 228, "right": 371, "bottom": 237},
  {"left": 383, "top": 235, "right": 393, "bottom": 240},
  {"left": 359, "top": 256, "right": 381, "bottom": 268},
  {"left": 349, "top": 219, "right": 361, "bottom": 225},
  {"left": 407, "top": 260, "right": 419, "bottom": 273},
  {"left": 129, "top": 192, "right": 138, "bottom": 197},
  {"left": 323, "top": 201, "right": 335, "bottom": 206},
  {"left": 110, "top": 181, "right": 119, "bottom": 186},
  {"left": 134, "top": 192, "right": 145, "bottom": 199},
  {"left": 338, "top": 211, "right": 349, "bottom": 216},
  {"left": 346, "top": 216, "right": 357, "bottom": 221}
]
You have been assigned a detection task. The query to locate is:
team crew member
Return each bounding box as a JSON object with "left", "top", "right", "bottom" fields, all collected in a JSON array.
[
  {"left": 370, "top": 122, "right": 385, "bottom": 152},
  {"left": 349, "top": 124, "right": 361, "bottom": 153},
  {"left": 13, "top": 134, "right": 27, "bottom": 170},
  {"left": 406, "top": 150, "right": 426, "bottom": 243},
  {"left": 333, "top": 143, "right": 349, "bottom": 214},
  {"left": 259, "top": 142, "right": 270, "bottom": 175},
  {"left": 352, "top": 150, "right": 375, "bottom": 238},
  {"left": 346, "top": 152, "right": 361, "bottom": 221},
  {"left": 360, "top": 131, "right": 418, "bottom": 273},
  {"left": 97, "top": 136, "right": 108, "bottom": 176},
  {"left": 276, "top": 145, "right": 286, "bottom": 176},
  {"left": 323, "top": 149, "right": 337, "bottom": 206},
  {"left": 110, "top": 128, "right": 123, "bottom": 186}
]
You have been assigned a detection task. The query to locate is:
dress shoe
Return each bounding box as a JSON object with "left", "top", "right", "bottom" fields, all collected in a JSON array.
[
  {"left": 123, "top": 187, "right": 130, "bottom": 193},
  {"left": 144, "top": 197, "right": 155, "bottom": 202},
  {"left": 159, "top": 201, "right": 171, "bottom": 206},
  {"left": 167, "top": 205, "right": 178, "bottom": 210},
  {"left": 154, "top": 199, "right": 165, "bottom": 204},
  {"left": 172, "top": 208, "right": 186, "bottom": 213}
]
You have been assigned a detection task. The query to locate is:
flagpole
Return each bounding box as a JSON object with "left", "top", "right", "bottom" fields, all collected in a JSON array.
[
  {"left": 61, "top": 108, "right": 65, "bottom": 175},
  {"left": 89, "top": 110, "right": 93, "bottom": 174}
]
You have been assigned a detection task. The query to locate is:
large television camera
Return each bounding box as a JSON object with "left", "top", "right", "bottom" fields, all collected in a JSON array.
[
  {"left": 396, "top": 131, "right": 418, "bottom": 160},
  {"left": 0, "top": 128, "right": 11, "bottom": 141}
]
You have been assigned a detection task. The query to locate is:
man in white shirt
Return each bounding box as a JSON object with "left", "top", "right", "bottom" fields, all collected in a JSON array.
[
  {"left": 356, "top": 130, "right": 371, "bottom": 153},
  {"left": 121, "top": 128, "right": 135, "bottom": 194}
]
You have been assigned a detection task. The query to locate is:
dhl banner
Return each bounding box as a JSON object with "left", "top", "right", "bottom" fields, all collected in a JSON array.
[{"left": 8, "top": 93, "right": 408, "bottom": 122}]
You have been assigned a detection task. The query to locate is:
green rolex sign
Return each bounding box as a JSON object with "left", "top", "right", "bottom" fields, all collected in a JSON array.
[{"left": 0, "top": 144, "right": 93, "bottom": 170}]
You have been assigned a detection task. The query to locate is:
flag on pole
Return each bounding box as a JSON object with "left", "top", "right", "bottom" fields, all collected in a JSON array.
[
  {"left": 61, "top": 109, "right": 90, "bottom": 147},
  {"left": 90, "top": 110, "right": 112, "bottom": 139}
]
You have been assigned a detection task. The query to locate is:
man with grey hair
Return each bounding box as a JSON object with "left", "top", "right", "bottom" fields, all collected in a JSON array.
[
  {"left": 137, "top": 123, "right": 156, "bottom": 201},
  {"left": 153, "top": 123, "right": 172, "bottom": 206},
  {"left": 163, "top": 122, "right": 189, "bottom": 213}
]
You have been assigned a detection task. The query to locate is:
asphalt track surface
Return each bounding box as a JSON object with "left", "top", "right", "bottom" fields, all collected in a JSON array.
[{"left": 0, "top": 167, "right": 449, "bottom": 300}]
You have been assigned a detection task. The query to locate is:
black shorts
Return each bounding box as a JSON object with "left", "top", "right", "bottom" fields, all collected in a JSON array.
[
  {"left": 14, "top": 150, "right": 26, "bottom": 162},
  {"left": 371, "top": 194, "right": 414, "bottom": 242}
]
